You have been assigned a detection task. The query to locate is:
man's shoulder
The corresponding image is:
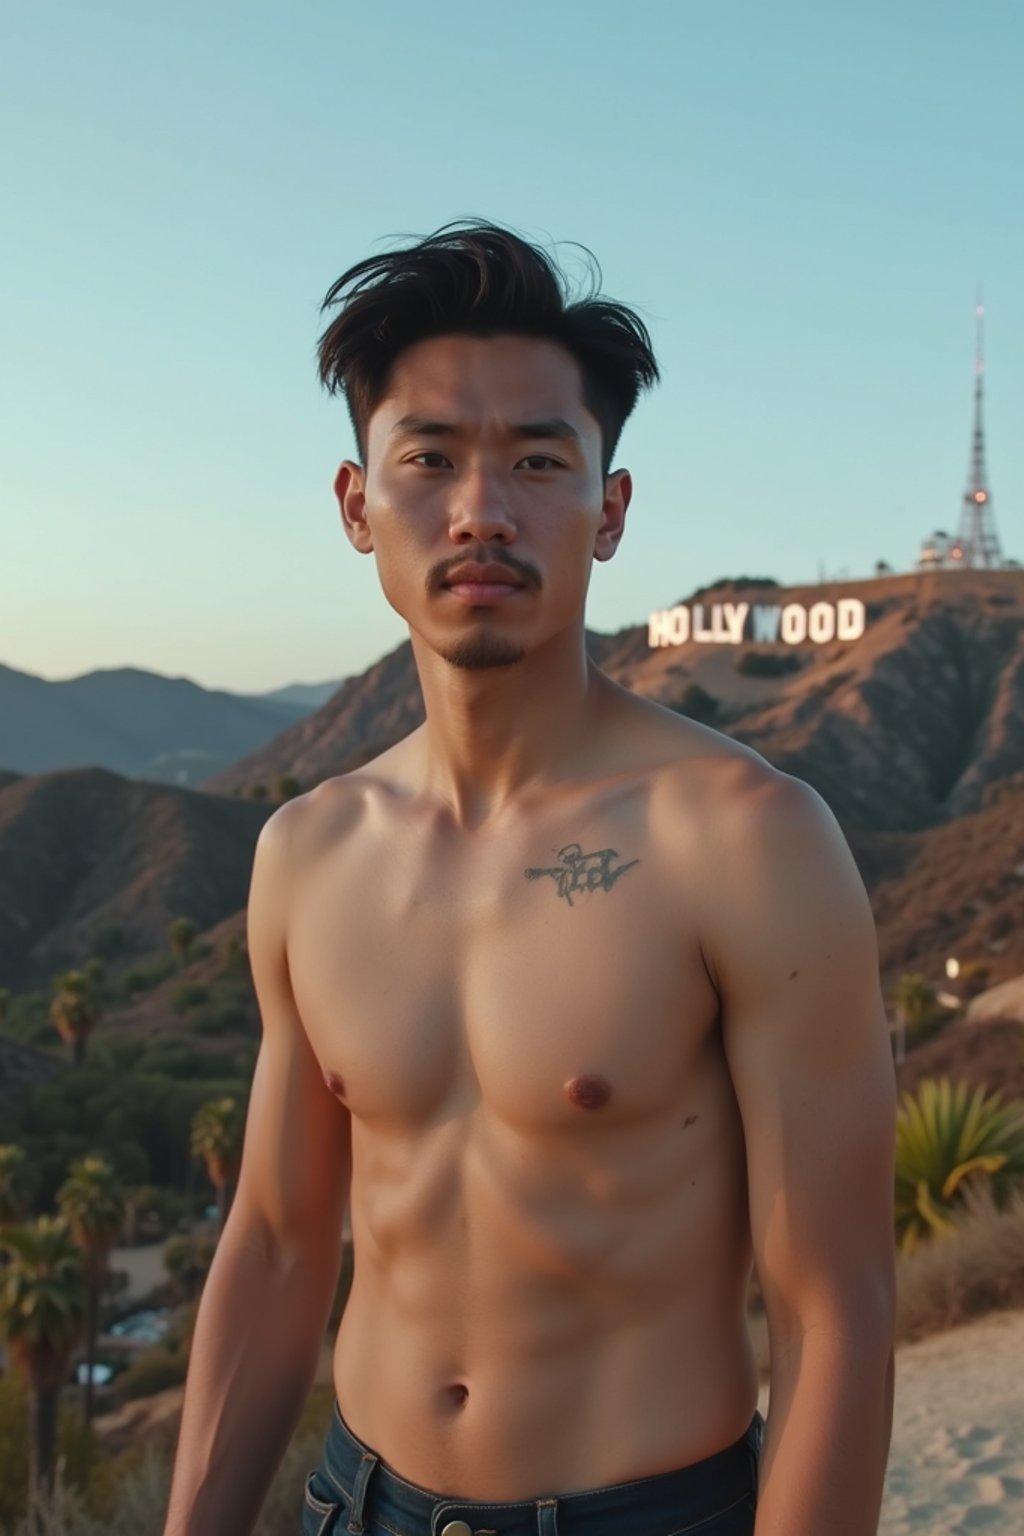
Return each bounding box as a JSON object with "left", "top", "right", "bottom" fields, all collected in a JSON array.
[
  {"left": 255, "top": 770, "right": 375, "bottom": 870},
  {"left": 646, "top": 717, "right": 813, "bottom": 829},
  {"left": 645, "top": 726, "right": 852, "bottom": 899}
]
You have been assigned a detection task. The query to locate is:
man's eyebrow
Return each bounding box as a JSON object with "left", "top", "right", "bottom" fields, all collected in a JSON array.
[
  {"left": 511, "top": 418, "right": 581, "bottom": 442},
  {"left": 388, "top": 415, "right": 582, "bottom": 442},
  {"left": 390, "top": 415, "right": 456, "bottom": 437}
]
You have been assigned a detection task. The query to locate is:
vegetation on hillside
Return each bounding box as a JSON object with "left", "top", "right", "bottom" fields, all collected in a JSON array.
[{"left": 2, "top": 888, "right": 1024, "bottom": 1529}]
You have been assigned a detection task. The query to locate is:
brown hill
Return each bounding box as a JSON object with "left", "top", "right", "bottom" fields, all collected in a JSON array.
[
  {"left": 895, "top": 1014, "right": 1024, "bottom": 1106},
  {"left": 0, "top": 778, "right": 1019, "bottom": 1104},
  {"left": 203, "top": 570, "right": 1024, "bottom": 834},
  {"left": 3, "top": 570, "right": 1022, "bottom": 1021},
  {"left": 0, "top": 767, "right": 272, "bottom": 990},
  {"left": 864, "top": 777, "right": 1024, "bottom": 990}
]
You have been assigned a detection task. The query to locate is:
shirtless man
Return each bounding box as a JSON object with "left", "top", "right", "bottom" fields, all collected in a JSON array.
[{"left": 163, "top": 224, "right": 896, "bottom": 1536}]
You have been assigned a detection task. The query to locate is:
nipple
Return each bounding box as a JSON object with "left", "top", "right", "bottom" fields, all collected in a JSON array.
[
  {"left": 324, "top": 1070, "right": 347, "bottom": 1100},
  {"left": 564, "top": 1074, "right": 612, "bottom": 1110}
]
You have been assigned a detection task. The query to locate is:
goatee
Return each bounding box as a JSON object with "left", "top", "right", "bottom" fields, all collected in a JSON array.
[{"left": 440, "top": 634, "right": 527, "bottom": 670}]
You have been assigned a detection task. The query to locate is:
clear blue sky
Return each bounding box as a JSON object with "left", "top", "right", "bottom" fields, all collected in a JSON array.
[{"left": 2, "top": 0, "right": 1021, "bottom": 692}]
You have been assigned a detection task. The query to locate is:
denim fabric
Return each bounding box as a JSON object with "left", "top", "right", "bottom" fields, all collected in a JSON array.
[{"left": 300, "top": 1401, "right": 762, "bottom": 1536}]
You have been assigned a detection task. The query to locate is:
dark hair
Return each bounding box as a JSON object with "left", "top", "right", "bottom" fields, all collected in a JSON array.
[{"left": 317, "top": 221, "right": 659, "bottom": 473}]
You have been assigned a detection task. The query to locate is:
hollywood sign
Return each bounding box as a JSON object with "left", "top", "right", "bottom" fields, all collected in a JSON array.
[{"left": 648, "top": 597, "right": 867, "bottom": 648}]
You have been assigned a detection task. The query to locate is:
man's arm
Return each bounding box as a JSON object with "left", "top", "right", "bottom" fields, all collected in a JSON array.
[
  {"left": 163, "top": 799, "right": 352, "bottom": 1536},
  {"left": 703, "top": 764, "right": 896, "bottom": 1536}
]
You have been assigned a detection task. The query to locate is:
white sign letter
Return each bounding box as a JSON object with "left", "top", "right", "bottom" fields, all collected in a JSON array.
[
  {"left": 837, "top": 598, "right": 866, "bottom": 641},
  {"left": 648, "top": 610, "right": 672, "bottom": 647},
  {"left": 723, "top": 601, "right": 749, "bottom": 644},
  {"left": 693, "top": 604, "right": 714, "bottom": 643},
  {"left": 751, "top": 605, "right": 782, "bottom": 643},
  {"left": 780, "top": 603, "right": 808, "bottom": 645},
  {"left": 668, "top": 605, "right": 690, "bottom": 644},
  {"left": 808, "top": 601, "right": 836, "bottom": 643}
]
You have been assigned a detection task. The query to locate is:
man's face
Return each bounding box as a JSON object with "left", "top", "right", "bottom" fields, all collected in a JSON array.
[{"left": 335, "top": 334, "right": 631, "bottom": 670}]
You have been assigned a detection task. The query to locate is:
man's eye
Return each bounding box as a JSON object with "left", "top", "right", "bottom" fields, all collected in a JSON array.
[
  {"left": 411, "top": 452, "right": 451, "bottom": 468},
  {"left": 518, "top": 455, "right": 560, "bottom": 470}
]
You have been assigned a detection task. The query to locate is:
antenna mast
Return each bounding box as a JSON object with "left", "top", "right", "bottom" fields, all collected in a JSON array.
[{"left": 954, "top": 292, "right": 1003, "bottom": 567}]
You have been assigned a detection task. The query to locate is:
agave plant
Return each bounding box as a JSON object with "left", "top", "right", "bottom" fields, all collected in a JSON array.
[{"left": 895, "top": 1077, "right": 1024, "bottom": 1252}]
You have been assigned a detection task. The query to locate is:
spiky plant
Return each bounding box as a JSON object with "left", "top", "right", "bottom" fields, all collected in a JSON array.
[
  {"left": 0, "top": 1217, "right": 86, "bottom": 1497},
  {"left": 57, "top": 1156, "right": 125, "bottom": 1425},
  {"left": 894, "top": 1077, "right": 1024, "bottom": 1252}
]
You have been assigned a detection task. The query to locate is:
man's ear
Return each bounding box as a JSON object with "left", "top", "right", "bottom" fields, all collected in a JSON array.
[
  {"left": 335, "top": 461, "right": 373, "bottom": 553},
  {"left": 593, "top": 469, "right": 632, "bottom": 562}
]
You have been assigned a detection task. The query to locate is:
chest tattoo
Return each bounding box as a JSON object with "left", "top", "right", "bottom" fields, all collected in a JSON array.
[{"left": 524, "top": 842, "right": 640, "bottom": 906}]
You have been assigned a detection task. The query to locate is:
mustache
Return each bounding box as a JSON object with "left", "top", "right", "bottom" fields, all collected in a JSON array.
[{"left": 427, "top": 550, "right": 542, "bottom": 594}]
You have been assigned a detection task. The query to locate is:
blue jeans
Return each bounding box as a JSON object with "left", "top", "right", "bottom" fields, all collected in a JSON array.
[{"left": 301, "top": 1401, "right": 763, "bottom": 1536}]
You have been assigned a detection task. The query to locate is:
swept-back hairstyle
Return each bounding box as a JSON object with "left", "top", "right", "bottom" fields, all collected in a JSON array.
[{"left": 317, "top": 221, "right": 660, "bottom": 473}]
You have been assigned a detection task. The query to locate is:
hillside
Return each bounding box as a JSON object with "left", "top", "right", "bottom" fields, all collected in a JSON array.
[
  {"left": 0, "top": 767, "right": 271, "bottom": 990},
  {"left": 0, "top": 663, "right": 330, "bottom": 785},
  {"left": 203, "top": 569, "right": 1024, "bottom": 833},
  {"left": 3, "top": 569, "right": 1022, "bottom": 1007},
  {"left": 1, "top": 778, "right": 1020, "bottom": 1113}
]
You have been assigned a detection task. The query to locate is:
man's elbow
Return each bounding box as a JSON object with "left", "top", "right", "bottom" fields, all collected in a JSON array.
[{"left": 769, "top": 1260, "right": 897, "bottom": 1373}]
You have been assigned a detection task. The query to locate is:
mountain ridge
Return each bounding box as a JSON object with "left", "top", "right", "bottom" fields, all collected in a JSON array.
[
  {"left": 203, "top": 569, "right": 1024, "bottom": 833},
  {"left": 0, "top": 662, "right": 341, "bottom": 785}
]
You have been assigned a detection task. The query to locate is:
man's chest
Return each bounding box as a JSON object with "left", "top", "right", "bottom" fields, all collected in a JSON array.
[{"left": 285, "top": 805, "right": 721, "bottom": 1133}]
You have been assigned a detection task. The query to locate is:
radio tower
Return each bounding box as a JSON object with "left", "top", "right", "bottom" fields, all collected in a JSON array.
[{"left": 955, "top": 294, "right": 1003, "bottom": 566}]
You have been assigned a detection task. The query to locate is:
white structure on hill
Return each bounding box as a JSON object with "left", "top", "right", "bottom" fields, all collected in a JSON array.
[{"left": 917, "top": 299, "right": 1015, "bottom": 571}]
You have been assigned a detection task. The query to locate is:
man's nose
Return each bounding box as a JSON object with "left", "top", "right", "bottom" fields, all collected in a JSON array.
[{"left": 448, "top": 470, "right": 516, "bottom": 544}]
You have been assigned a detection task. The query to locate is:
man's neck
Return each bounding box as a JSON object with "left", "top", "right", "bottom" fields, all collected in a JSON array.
[{"left": 408, "top": 626, "right": 606, "bottom": 828}]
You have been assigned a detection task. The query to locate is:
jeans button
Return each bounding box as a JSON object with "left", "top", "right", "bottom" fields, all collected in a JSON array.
[{"left": 440, "top": 1523, "right": 474, "bottom": 1536}]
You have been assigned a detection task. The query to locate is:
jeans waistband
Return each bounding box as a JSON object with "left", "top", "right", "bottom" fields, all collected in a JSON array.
[{"left": 310, "top": 1399, "right": 763, "bottom": 1536}]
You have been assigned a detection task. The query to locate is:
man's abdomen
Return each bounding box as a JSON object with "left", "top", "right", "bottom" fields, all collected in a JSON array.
[{"left": 331, "top": 1089, "right": 758, "bottom": 1500}]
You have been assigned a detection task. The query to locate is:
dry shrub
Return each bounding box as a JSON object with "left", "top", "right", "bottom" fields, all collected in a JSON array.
[
  {"left": 3, "top": 1385, "right": 337, "bottom": 1535},
  {"left": 895, "top": 1185, "right": 1024, "bottom": 1344}
]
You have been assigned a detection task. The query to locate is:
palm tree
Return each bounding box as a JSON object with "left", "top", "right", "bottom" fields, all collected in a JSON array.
[
  {"left": 895, "top": 973, "right": 938, "bottom": 1026},
  {"left": 893, "top": 972, "right": 943, "bottom": 1060},
  {"left": 49, "top": 970, "right": 101, "bottom": 1067},
  {"left": 190, "top": 1098, "right": 244, "bottom": 1232},
  {"left": 0, "top": 1145, "right": 35, "bottom": 1231},
  {"left": 169, "top": 916, "right": 198, "bottom": 968},
  {"left": 894, "top": 1078, "right": 1024, "bottom": 1251},
  {"left": 0, "top": 1217, "right": 86, "bottom": 1498},
  {"left": 57, "top": 1155, "right": 125, "bottom": 1425}
]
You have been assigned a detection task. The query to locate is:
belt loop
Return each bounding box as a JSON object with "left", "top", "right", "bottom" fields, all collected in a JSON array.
[
  {"left": 749, "top": 1411, "right": 765, "bottom": 1495},
  {"left": 536, "top": 1496, "right": 560, "bottom": 1535},
  {"left": 346, "top": 1449, "right": 379, "bottom": 1534}
]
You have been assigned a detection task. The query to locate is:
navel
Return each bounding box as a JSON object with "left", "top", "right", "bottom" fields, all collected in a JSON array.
[
  {"left": 442, "top": 1382, "right": 469, "bottom": 1410},
  {"left": 564, "top": 1073, "right": 612, "bottom": 1110},
  {"left": 324, "top": 1070, "right": 347, "bottom": 1100}
]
